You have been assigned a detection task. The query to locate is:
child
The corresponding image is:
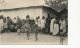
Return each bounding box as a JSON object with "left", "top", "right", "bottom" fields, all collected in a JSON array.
[
  {"left": 59, "top": 18, "right": 66, "bottom": 45},
  {"left": 23, "top": 21, "right": 31, "bottom": 40},
  {"left": 35, "top": 16, "right": 41, "bottom": 32},
  {"left": 33, "top": 24, "right": 38, "bottom": 41},
  {"left": 59, "top": 32, "right": 65, "bottom": 45},
  {"left": 29, "top": 18, "right": 35, "bottom": 33},
  {"left": 17, "top": 28, "right": 21, "bottom": 35}
]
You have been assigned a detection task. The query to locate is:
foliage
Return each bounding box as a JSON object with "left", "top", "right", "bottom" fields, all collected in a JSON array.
[{"left": 45, "top": 0, "right": 68, "bottom": 12}]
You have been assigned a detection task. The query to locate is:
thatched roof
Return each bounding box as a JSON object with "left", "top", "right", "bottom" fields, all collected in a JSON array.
[
  {"left": 0, "top": 0, "right": 47, "bottom": 10},
  {"left": 0, "top": 0, "right": 67, "bottom": 12}
]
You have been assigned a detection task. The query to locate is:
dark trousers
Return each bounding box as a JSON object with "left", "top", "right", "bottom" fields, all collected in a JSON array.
[
  {"left": 4, "top": 28, "right": 8, "bottom": 32},
  {"left": 60, "top": 37, "right": 64, "bottom": 45},
  {"left": 26, "top": 31, "right": 30, "bottom": 40},
  {"left": 41, "top": 28, "right": 45, "bottom": 33},
  {"left": 35, "top": 32, "right": 38, "bottom": 41},
  {"left": 59, "top": 29, "right": 65, "bottom": 45}
]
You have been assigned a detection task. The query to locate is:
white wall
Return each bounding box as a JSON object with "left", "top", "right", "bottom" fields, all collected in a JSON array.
[{"left": 0, "top": 7, "right": 42, "bottom": 20}]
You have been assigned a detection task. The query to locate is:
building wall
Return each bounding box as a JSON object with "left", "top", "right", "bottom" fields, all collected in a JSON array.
[
  {"left": 0, "top": 7, "right": 42, "bottom": 20},
  {"left": 0, "top": 6, "right": 57, "bottom": 20}
]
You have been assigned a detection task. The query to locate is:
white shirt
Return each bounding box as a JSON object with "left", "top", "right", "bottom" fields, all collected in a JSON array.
[
  {"left": 60, "top": 20, "right": 66, "bottom": 33},
  {"left": 0, "top": 19, "right": 3, "bottom": 29},
  {"left": 37, "top": 19, "right": 41, "bottom": 27},
  {"left": 41, "top": 19, "right": 46, "bottom": 29},
  {"left": 60, "top": 20, "right": 66, "bottom": 29},
  {"left": 0, "top": 19, "right": 3, "bottom": 26},
  {"left": 13, "top": 19, "right": 17, "bottom": 23}
]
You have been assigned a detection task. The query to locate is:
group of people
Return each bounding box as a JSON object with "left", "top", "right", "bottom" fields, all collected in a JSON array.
[
  {"left": 0, "top": 15, "right": 67, "bottom": 42},
  {"left": 0, "top": 16, "right": 22, "bottom": 33}
]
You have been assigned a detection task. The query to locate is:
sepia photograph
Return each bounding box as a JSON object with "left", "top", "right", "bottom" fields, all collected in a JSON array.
[{"left": 0, "top": 0, "right": 68, "bottom": 45}]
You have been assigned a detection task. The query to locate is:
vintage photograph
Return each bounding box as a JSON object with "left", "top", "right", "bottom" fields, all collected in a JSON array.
[{"left": 0, "top": 0, "right": 68, "bottom": 45}]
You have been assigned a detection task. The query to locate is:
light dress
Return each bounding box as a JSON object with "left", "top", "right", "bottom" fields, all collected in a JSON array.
[{"left": 50, "top": 19, "right": 55, "bottom": 33}]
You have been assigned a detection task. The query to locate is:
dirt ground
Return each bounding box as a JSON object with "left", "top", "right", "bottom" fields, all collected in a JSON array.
[{"left": 0, "top": 32, "right": 68, "bottom": 45}]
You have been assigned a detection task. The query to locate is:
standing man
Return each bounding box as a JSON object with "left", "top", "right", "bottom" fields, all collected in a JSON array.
[
  {"left": 45, "top": 14, "right": 51, "bottom": 34},
  {"left": 3, "top": 17, "right": 8, "bottom": 32},
  {"left": 25, "top": 15, "right": 31, "bottom": 40},
  {"left": 13, "top": 17, "right": 17, "bottom": 26},
  {"left": 65, "top": 16, "right": 68, "bottom": 36},
  {"left": 29, "top": 17, "right": 35, "bottom": 33},
  {"left": 17, "top": 16, "right": 22, "bottom": 35},
  {"left": 7, "top": 16, "right": 12, "bottom": 32},
  {"left": 13, "top": 17, "right": 17, "bottom": 31}
]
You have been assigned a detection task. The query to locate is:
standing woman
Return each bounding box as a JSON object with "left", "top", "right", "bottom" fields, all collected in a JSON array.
[
  {"left": 41, "top": 16, "right": 46, "bottom": 33},
  {"left": 0, "top": 16, "right": 4, "bottom": 33},
  {"left": 1, "top": 16, "right": 3, "bottom": 33},
  {"left": 53, "top": 20, "right": 59, "bottom": 35},
  {"left": 50, "top": 17, "right": 56, "bottom": 34}
]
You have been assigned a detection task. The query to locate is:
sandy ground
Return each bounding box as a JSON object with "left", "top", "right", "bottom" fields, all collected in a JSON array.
[{"left": 0, "top": 32, "right": 68, "bottom": 45}]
